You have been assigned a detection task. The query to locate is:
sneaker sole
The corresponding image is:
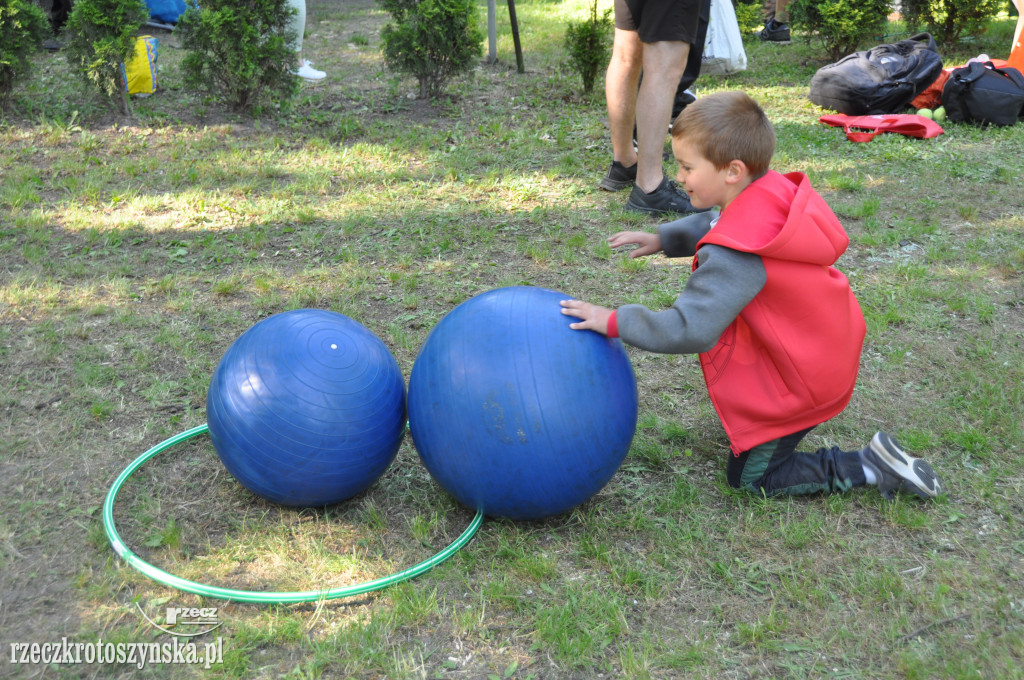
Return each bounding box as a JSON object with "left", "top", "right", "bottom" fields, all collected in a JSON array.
[
  {"left": 624, "top": 198, "right": 670, "bottom": 215},
  {"left": 625, "top": 197, "right": 705, "bottom": 216},
  {"left": 870, "top": 432, "right": 941, "bottom": 499}
]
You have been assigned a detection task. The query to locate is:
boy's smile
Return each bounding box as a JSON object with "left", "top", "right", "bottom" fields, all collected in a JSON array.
[
  {"left": 672, "top": 137, "right": 728, "bottom": 210},
  {"left": 672, "top": 137, "right": 751, "bottom": 211}
]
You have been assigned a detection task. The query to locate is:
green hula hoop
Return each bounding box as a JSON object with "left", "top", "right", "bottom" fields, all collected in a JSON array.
[{"left": 102, "top": 423, "right": 483, "bottom": 604}]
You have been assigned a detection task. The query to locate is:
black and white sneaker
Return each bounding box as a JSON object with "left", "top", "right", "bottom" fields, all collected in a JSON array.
[{"left": 861, "top": 431, "right": 942, "bottom": 500}]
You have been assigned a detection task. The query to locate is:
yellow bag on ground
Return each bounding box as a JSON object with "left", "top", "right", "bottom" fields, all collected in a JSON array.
[{"left": 121, "top": 35, "right": 158, "bottom": 97}]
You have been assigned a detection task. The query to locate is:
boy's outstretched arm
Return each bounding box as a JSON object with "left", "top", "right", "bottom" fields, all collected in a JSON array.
[
  {"left": 657, "top": 210, "right": 717, "bottom": 257},
  {"left": 608, "top": 231, "right": 662, "bottom": 258},
  {"left": 607, "top": 211, "right": 716, "bottom": 260},
  {"left": 559, "top": 300, "right": 614, "bottom": 336}
]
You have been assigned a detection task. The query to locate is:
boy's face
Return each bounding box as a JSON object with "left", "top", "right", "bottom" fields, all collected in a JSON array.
[{"left": 672, "top": 137, "right": 731, "bottom": 211}]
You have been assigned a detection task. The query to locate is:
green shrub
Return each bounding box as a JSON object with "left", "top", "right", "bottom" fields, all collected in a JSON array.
[
  {"left": 379, "top": 0, "right": 484, "bottom": 99},
  {"left": 789, "top": 0, "right": 892, "bottom": 60},
  {"left": 736, "top": 0, "right": 766, "bottom": 36},
  {"left": 177, "top": 0, "right": 300, "bottom": 113},
  {"left": 564, "top": 0, "right": 613, "bottom": 95},
  {"left": 0, "top": 0, "right": 50, "bottom": 112},
  {"left": 64, "top": 0, "right": 148, "bottom": 115},
  {"left": 900, "top": 0, "right": 1004, "bottom": 46}
]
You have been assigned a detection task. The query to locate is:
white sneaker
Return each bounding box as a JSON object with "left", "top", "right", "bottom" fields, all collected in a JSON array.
[
  {"left": 295, "top": 59, "right": 325, "bottom": 81},
  {"left": 862, "top": 431, "right": 942, "bottom": 500}
]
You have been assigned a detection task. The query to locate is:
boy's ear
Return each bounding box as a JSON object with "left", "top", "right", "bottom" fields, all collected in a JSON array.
[{"left": 724, "top": 159, "right": 749, "bottom": 184}]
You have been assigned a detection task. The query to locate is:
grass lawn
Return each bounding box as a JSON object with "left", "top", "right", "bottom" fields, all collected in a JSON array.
[{"left": 2, "top": 0, "right": 1023, "bottom": 677}]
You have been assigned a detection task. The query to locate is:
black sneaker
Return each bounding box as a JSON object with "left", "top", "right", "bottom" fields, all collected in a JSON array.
[
  {"left": 861, "top": 431, "right": 942, "bottom": 500},
  {"left": 599, "top": 161, "right": 637, "bottom": 192},
  {"left": 624, "top": 176, "right": 706, "bottom": 216},
  {"left": 672, "top": 88, "right": 697, "bottom": 121},
  {"left": 759, "top": 18, "right": 791, "bottom": 44}
]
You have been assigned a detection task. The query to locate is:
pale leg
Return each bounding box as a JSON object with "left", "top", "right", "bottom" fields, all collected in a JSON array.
[{"left": 634, "top": 40, "right": 689, "bottom": 192}]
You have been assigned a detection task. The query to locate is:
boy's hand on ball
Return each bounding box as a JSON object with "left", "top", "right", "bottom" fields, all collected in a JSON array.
[
  {"left": 560, "top": 299, "right": 612, "bottom": 335},
  {"left": 608, "top": 231, "right": 661, "bottom": 258}
]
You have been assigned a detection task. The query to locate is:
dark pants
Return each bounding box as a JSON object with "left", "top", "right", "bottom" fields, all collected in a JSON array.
[
  {"left": 727, "top": 428, "right": 868, "bottom": 497},
  {"left": 674, "top": 0, "right": 712, "bottom": 117},
  {"left": 38, "top": 0, "right": 73, "bottom": 34}
]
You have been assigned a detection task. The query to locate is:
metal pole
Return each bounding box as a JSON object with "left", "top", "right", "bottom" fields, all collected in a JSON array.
[
  {"left": 507, "top": 0, "right": 524, "bottom": 73},
  {"left": 488, "top": 0, "right": 497, "bottom": 63}
]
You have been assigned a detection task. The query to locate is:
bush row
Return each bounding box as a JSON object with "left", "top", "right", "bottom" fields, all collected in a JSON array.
[
  {"left": 1, "top": 0, "right": 483, "bottom": 115},
  {"left": 0, "top": 0, "right": 1015, "bottom": 116}
]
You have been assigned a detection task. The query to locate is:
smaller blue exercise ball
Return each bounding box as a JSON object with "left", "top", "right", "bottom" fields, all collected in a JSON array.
[
  {"left": 207, "top": 309, "right": 406, "bottom": 507},
  {"left": 408, "top": 286, "right": 638, "bottom": 521}
]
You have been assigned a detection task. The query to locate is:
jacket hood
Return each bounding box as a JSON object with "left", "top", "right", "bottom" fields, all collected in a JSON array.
[{"left": 710, "top": 170, "right": 848, "bottom": 266}]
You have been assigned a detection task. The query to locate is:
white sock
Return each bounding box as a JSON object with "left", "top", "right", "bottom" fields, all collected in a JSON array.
[{"left": 862, "top": 464, "right": 877, "bottom": 485}]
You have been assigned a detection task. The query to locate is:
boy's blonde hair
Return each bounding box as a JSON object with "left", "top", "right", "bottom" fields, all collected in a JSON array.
[{"left": 672, "top": 91, "right": 776, "bottom": 179}]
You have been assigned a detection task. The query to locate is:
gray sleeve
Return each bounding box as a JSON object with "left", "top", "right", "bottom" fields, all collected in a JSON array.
[
  {"left": 657, "top": 210, "right": 718, "bottom": 258},
  {"left": 616, "top": 244, "right": 766, "bottom": 354}
]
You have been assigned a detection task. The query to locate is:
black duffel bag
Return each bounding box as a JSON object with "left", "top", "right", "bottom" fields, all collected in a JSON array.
[{"left": 941, "top": 61, "right": 1024, "bottom": 126}]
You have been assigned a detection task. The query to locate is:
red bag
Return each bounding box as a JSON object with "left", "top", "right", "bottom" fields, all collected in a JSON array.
[{"left": 819, "top": 113, "right": 944, "bottom": 142}]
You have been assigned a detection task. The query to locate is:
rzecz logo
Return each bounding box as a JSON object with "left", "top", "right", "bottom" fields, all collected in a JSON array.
[{"left": 136, "top": 604, "right": 223, "bottom": 637}]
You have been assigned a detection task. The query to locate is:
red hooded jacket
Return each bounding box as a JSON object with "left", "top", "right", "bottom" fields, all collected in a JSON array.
[{"left": 696, "top": 170, "right": 867, "bottom": 454}]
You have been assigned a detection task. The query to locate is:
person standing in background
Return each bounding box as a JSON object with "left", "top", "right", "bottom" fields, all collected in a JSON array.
[
  {"left": 601, "top": 0, "right": 704, "bottom": 216},
  {"left": 289, "top": 0, "right": 326, "bottom": 80},
  {"left": 760, "top": 0, "right": 791, "bottom": 44}
]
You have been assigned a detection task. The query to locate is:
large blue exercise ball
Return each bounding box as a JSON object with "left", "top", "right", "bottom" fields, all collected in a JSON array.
[
  {"left": 207, "top": 309, "right": 406, "bottom": 507},
  {"left": 407, "top": 286, "right": 638, "bottom": 521}
]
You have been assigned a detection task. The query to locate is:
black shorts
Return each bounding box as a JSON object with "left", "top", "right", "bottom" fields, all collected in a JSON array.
[{"left": 615, "top": 0, "right": 700, "bottom": 44}]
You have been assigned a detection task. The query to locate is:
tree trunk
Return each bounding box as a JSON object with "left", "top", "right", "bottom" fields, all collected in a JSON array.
[{"left": 117, "top": 74, "right": 133, "bottom": 117}]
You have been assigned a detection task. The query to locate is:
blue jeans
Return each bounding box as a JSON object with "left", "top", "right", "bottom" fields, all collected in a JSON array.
[{"left": 727, "top": 428, "right": 867, "bottom": 497}]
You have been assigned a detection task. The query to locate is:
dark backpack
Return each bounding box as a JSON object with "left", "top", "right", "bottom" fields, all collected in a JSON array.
[
  {"left": 809, "top": 33, "right": 944, "bottom": 115},
  {"left": 941, "top": 61, "right": 1024, "bottom": 126}
]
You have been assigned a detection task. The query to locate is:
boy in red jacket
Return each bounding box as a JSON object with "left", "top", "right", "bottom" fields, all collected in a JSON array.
[{"left": 561, "top": 91, "right": 941, "bottom": 500}]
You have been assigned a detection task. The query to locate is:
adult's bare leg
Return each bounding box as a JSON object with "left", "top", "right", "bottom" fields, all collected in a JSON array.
[
  {"left": 634, "top": 40, "right": 689, "bottom": 192},
  {"left": 605, "top": 28, "right": 644, "bottom": 170}
]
